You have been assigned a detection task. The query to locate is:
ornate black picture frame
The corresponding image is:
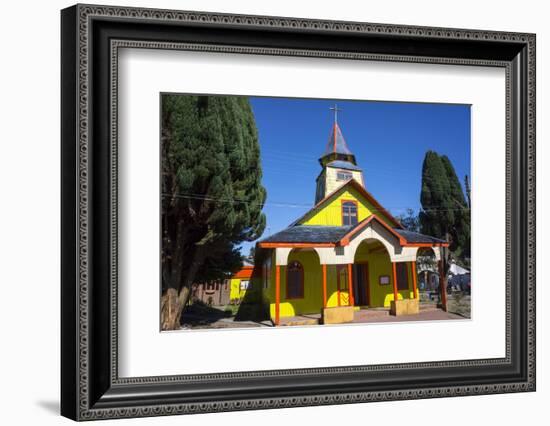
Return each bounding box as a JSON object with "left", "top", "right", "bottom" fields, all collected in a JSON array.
[{"left": 61, "top": 4, "right": 536, "bottom": 421}]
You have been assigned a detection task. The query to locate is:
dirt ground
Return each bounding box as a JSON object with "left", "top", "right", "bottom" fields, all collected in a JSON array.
[{"left": 180, "top": 294, "right": 470, "bottom": 330}]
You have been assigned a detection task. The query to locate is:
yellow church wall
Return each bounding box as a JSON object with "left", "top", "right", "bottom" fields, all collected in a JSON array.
[
  {"left": 354, "top": 242, "right": 414, "bottom": 307},
  {"left": 368, "top": 256, "right": 414, "bottom": 307},
  {"left": 261, "top": 246, "right": 415, "bottom": 320},
  {"left": 267, "top": 250, "right": 324, "bottom": 318},
  {"left": 264, "top": 260, "right": 355, "bottom": 318},
  {"left": 325, "top": 264, "right": 351, "bottom": 307},
  {"left": 300, "top": 185, "right": 395, "bottom": 228}
]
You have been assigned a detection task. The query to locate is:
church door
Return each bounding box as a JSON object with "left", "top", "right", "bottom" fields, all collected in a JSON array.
[{"left": 353, "top": 263, "right": 370, "bottom": 306}]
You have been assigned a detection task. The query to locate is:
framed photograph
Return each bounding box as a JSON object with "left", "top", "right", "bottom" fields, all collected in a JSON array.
[{"left": 61, "top": 4, "right": 536, "bottom": 421}]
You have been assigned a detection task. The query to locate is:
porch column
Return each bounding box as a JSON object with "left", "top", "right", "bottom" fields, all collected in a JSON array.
[
  {"left": 275, "top": 265, "right": 281, "bottom": 325},
  {"left": 347, "top": 263, "right": 354, "bottom": 306},
  {"left": 438, "top": 260, "right": 448, "bottom": 311},
  {"left": 322, "top": 264, "right": 327, "bottom": 308},
  {"left": 411, "top": 261, "right": 418, "bottom": 299},
  {"left": 392, "top": 262, "right": 399, "bottom": 303}
]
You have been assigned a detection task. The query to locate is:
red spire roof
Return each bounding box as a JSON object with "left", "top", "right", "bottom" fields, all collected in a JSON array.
[{"left": 324, "top": 122, "right": 353, "bottom": 156}]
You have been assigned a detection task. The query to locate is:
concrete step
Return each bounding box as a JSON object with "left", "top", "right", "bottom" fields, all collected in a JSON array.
[{"left": 279, "top": 318, "right": 320, "bottom": 326}]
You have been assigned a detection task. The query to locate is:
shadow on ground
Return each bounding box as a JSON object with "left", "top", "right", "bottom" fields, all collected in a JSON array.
[
  {"left": 234, "top": 285, "right": 271, "bottom": 324},
  {"left": 180, "top": 301, "right": 232, "bottom": 326}
]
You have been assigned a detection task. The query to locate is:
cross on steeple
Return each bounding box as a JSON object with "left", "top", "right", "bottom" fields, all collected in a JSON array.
[{"left": 329, "top": 104, "right": 342, "bottom": 124}]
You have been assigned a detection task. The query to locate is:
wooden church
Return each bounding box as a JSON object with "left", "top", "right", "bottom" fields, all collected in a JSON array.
[{"left": 256, "top": 109, "right": 449, "bottom": 325}]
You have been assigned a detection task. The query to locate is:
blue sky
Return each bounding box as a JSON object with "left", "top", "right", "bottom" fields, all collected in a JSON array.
[{"left": 239, "top": 97, "right": 471, "bottom": 256}]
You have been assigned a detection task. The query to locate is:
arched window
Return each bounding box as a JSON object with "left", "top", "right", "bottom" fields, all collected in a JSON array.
[
  {"left": 286, "top": 261, "right": 304, "bottom": 299},
  {"left": 342, "top": 201, "right": 358, "bottom": 226}
]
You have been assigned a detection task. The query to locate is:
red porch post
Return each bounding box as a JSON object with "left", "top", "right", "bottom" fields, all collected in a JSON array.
[
  {"left": 275, "top": 265, "right": 281, "bottom": 325},
  {"left": 347, "top": 263, "right": 354, "bottom": 306},
  {"left": 337, "top": 265, "right": 341, "bottom": 307},
  {"left": 392, "top": 262, "right": 398, "bottom": 302},
  {"left": 411, "top": 261, "right": 418, "bottom": 299},
  {"left": 322, "top": 264, "right": 327, "bottom": 308}
]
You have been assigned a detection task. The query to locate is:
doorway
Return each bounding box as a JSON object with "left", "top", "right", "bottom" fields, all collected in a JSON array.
[{"left": 353, "top": 263, "right": 370, "bottom": 306}]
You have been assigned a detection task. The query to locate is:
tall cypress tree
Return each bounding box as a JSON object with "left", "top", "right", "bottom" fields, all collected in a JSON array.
[
  {"left": 419, "top": 151, "right": 470, "bottom": 260},
  {"left": 161, "top": 95, "right": 266, "bottom": 330},
  {"left": 464, "top": 174, "right": 471, "bottom": 208},
  {"left": 441, "top": 155, "right": 470, "bottom": 259}
]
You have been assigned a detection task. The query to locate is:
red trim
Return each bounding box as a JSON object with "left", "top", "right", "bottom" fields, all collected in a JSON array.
[
  {"left": 275, "top": 266, "right": 280, "bottom": 326},
  {"left": 258, "top": 225, "right": 448, "bottom": 249},
  {"left": 392, "top": 262, "right": 398, "bottom": 302},
  {"left": 411, "top": 261, "right": 418, "bottom": 299},
  {"left": 347, "top": 263, "right": 354, "bottom": 306},
  {"left": 286, "top": 260, "right": 304, "bottom": 299},
  {"left": 291, "top": 179, "right": 403, "bottom": 229},
  {"left": 322, "top": 264, "right": 327, "bottom": 308},
  {"left": 402, "top": 242, "right": 450, "bottom": 247},
  {"left": 333, "top": 123, "right": 337, "bottom": 153},
  {"left": 339, "top": 214, "right": 407, "bottom": 246},
  {"left": 258, "top": 242, "right": 335, "bottom": 248}
]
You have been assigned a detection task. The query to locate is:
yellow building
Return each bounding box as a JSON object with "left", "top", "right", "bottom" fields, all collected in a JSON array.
[{"left": 256, "top": 115, "right": 449, "bottom": 325}]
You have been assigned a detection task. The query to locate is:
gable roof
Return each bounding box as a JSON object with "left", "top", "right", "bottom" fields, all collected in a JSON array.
[
  {"left": 257, "top": 214, "right": 448, "bottom": 248},
  {"left": 338, "top": 214, "right": 407, "bottom": 246},
  {"left": 258, "top": 225, "right": 353, "bottom": 247},
  {"left": 291, "top": 178, "right": 403, "bottom": 229},
  {"left": 394, "top": 229, "right": 447, "bottom": 245}
]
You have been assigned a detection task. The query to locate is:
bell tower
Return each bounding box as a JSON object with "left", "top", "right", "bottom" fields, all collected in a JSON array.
[{"left": 315, "top": 105, "right": 365, "bottom": 203}]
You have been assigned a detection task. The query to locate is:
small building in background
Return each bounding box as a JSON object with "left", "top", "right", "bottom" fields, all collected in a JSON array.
[
  {"left": 191, "top": 280, "right": 231, "bottom": 307},
  {"left": 229, "top": 259, "right": 255, "bottom": 304},
  {"left": 191, "top": 259, "right": 257, "bottom": 307}
]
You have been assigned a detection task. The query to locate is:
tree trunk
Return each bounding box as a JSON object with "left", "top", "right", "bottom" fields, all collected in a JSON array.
[
  {"left": 161, "top": 244, "right": 208, "bottom": 330},
  {"left": 160, "top": 287, "right": 192, "bottom": 330}
]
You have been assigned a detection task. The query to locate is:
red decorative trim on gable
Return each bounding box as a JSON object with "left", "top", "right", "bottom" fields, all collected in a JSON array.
[
  {"left": 338, "top": 214, "right": 407, "bottom": 246},
  {"left": 402, "top": 242, "right": 450, "bottom": 248},
  {"left": 257, "top": 242, "right": 336, "bottom": 249},
  {"left": 333, "top": 123, "right": 337, "bottom": 153}
]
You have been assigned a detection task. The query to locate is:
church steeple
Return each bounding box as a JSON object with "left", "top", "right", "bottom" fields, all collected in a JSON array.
[
  {"left": 320, "top": 121, "right": 357, "bottom": 166},
  {"left": 319, "top": 104, "right": 357, "bottom": 167},
  {"left": 315, "top": 105, "right": 365, "bottom": 203}
]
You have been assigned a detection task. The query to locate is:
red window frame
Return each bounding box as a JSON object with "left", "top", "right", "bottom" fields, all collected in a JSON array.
[{"left": 341, "top": 200, "right": 359, "bottom": 226}]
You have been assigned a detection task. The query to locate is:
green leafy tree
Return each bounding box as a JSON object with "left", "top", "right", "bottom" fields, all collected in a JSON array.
[
  {"left": 396, "top": 208, "right": 420, "bottom": 232},
  {"left": 419, "top": 151, "right": 470, "bottom": 260},
  {"left": 161, "top": 95, "right": 266, "bottom": 330}
]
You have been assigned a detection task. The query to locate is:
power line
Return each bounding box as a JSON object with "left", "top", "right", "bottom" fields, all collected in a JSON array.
[{"left": 162, "top": 192, "right": 470, "bottom": 213}]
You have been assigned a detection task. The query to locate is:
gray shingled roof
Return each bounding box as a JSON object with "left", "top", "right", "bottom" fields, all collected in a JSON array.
[
  {"left": 394, "top": 229, "right": 447, "bottom": 244},
  {"left": 326, "top": 160, "right": 363, "bottom": 171},
  {"left": 259, "top": 223, "right": 445, "bottom": 246},
  {"left": 259, "top": 225, "right": 353, "bottom": 244}
]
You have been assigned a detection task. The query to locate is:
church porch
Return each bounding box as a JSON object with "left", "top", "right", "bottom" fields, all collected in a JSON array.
[{"left": 257, "top": 216, "right": 449, "bottom": 326}]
